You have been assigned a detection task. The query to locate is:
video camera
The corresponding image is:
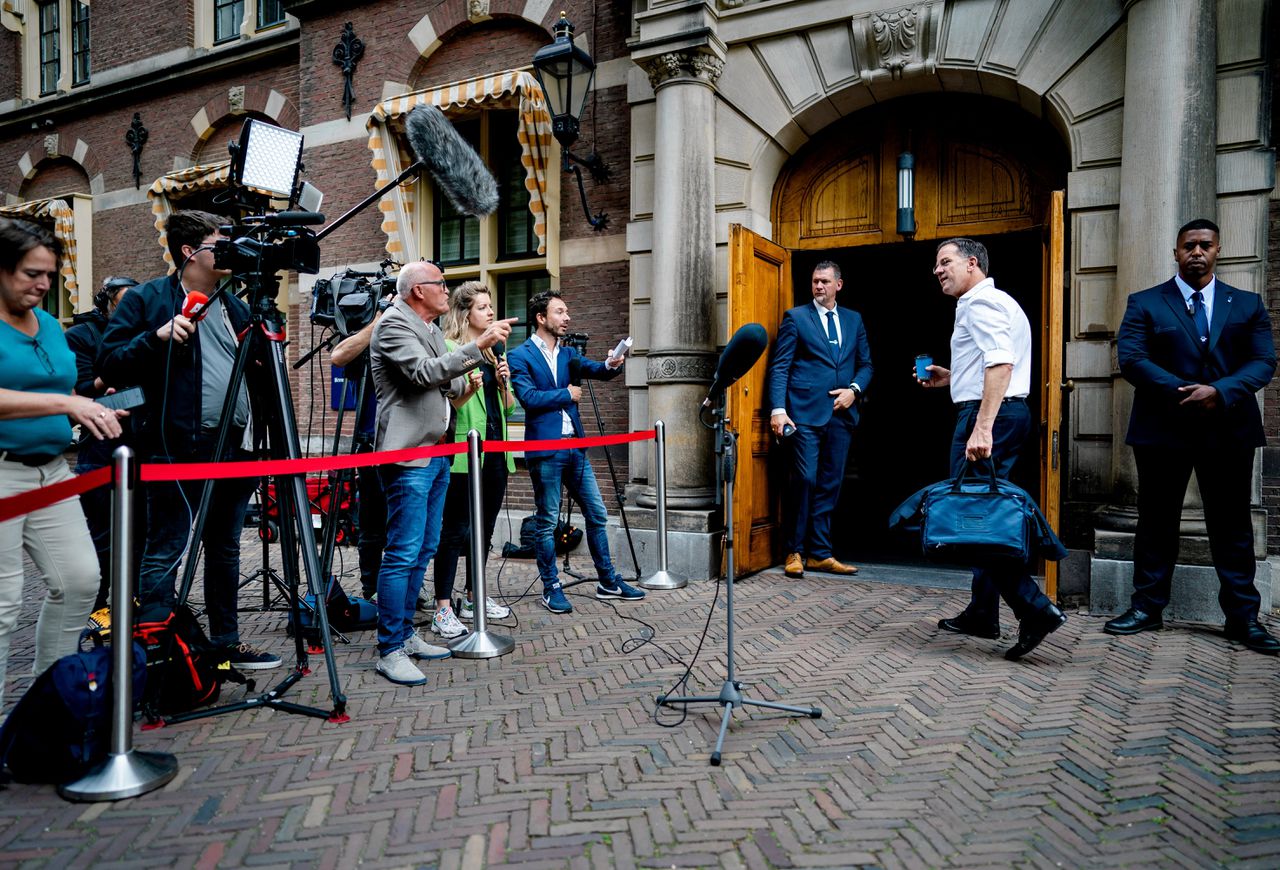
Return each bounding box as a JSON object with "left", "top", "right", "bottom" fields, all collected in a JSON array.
[
  {"left": 213, "top": 219, "right": 322, "bottom": 278},
  {"left": 310, "top": 268, "right": 396, "bottom": 337},
  {"left": 563, "top": 331, "right": 590, "bottom": 353}
]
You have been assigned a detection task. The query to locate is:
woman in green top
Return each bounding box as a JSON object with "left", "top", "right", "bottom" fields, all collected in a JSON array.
[
  {"left": 0, "top": 218, "right": 126, "bottom": 713},
  {"left": 430, "top": 282, "right": 516, "bottom": 638}
]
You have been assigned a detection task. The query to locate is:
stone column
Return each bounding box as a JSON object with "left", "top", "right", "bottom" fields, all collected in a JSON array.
[
  {"left": 1109, "top": 0, "right": 1217, "bottom": 501},
  {"left": 636, "top": 48, "right": 725, "bottom": 509}
]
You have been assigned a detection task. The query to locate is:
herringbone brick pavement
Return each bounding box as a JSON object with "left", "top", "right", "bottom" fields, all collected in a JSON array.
[{"left": 2, "top": 535, "right": 1278, "bottom": 868}]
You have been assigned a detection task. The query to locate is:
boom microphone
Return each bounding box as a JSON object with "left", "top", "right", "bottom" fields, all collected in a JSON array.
[
  {"left": 702, "top": 323, "right": 769, "bottom": 407},
  {"left": 404, "top": 105, "right": 499, "bottom": 217}
]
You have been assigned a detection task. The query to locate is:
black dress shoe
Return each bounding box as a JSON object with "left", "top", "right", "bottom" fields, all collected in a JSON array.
[
  {"left": 1103, "top": 607, "right": 1163, "bottom": 636},
  {"left": 937, "top": 613, "right": 1001, "bottom": 640},
  {"left": 1004, "top": 604, "right": 1067, "bottom": 661},
  {"left": 1223, "top": 620, "right": 1280, "bottom": 655}
]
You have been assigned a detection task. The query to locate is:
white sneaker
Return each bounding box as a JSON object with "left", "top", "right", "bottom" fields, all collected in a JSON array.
[
  {"left": 431, "top": 605, "right": 467, "bottom": 639},
  {"left": 376, "top": 648, "right": 427, "bottom": 685},
  {"left": 459, "top": 597, "right": 512, "bottom": 621},
  {"left": 403, "top": 632, "right": 451, "bottom": 660}
]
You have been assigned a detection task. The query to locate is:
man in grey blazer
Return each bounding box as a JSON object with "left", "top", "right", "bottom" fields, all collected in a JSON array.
[{"left": 369, "top": 260, "right": 513, "bottom": 685}]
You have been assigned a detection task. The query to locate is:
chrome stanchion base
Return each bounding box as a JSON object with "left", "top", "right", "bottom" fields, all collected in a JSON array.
[
  {"left": 448, "top": 630, "right": 515, "bottom": 659},
  {"left": 58, "top": 750, "right": 178, "bottom": 802},
  {"left": 640, "top": 569, "right": 687, "bottom": 590}
]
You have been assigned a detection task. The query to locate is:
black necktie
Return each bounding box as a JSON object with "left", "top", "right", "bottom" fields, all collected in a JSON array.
[
  {"left": 1191, "top": 291, "right": 1209, "bottom": 343},
  {"left": 826, "top": 310, "right": 838, "bottom": 346}
]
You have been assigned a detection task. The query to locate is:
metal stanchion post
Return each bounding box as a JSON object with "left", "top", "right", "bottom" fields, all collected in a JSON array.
[
  {"left": 641, "top": 420, "right": 687, "bottom": 590},
  {"left": 449, "top": 429, "right": 514, "bottom": 659},
  {"left": 61, "top": 446, "right": 178, "bottom": 802}
]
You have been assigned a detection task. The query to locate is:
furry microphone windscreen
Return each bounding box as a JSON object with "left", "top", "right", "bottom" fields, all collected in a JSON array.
[{"left": 404, "top": 105, "right": 500, "bottom": 217}]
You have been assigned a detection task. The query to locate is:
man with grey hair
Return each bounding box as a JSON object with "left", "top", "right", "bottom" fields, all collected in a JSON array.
[
  {"left": 916, "top": 237, "right": 1067, "bottom": 661},
  {"left": 369, "top": 259, "right": 514, "bottom": 685}
]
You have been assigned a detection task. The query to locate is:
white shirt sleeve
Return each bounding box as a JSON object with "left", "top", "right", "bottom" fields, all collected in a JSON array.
[{"left": 966, "top": 294, "right": 1016, "bottom": 368}]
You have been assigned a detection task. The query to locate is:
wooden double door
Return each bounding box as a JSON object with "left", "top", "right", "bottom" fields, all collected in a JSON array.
[{"left": 728, "top": 98, "right": 1067, "bottom": 595}]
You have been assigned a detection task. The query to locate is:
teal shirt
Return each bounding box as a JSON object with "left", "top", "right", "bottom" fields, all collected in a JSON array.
[
  {"left": 445, "top": 339, "right": 516, "bottom": 474},
  {"left": 0, "top": 310, "right": 76, "bottom": 453}
]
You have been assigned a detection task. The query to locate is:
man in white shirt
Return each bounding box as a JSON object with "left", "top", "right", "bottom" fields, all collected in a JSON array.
[{"left": 916, "top": 238, "right": 1066, "bottom": 661}]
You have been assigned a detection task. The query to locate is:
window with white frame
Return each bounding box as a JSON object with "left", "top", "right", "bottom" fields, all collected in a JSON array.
[
  {"left": 423, "top": 109, "right": 550, "bottom": 416},
  {"left": 25, "top": 0, "right": 90, "bottom": 98},
  {"left": 427, "top": 111, "right": 547, "bottom": 334},
  {"left": 196, "top": 0, "right": 290, "bottom": 47}
]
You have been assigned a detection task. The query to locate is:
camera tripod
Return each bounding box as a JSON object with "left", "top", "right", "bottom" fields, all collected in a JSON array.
[
  {"left": 656, "top": 397, "right": 820, "bottom": 765},
  {"left": 237, "top": 476, "right": 290, "bottom": 611},
  {"left": 169, "top": 269, "right": 347, "bottom": 724}
]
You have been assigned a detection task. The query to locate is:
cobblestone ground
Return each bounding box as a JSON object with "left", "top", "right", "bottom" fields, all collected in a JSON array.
[{"left": 2, "top": 532, "right": 1279, "bottom": 868}]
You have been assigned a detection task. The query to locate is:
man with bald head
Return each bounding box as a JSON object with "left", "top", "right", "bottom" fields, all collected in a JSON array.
[{"left": 369, "top": 260, "right": 514, "bottom": 685}]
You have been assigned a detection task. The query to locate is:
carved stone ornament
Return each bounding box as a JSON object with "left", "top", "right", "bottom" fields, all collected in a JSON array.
[
  {"left": 640, "top": 50, "right": 725, "bottom": 90},
  {"left": 467, "top": 0, "right": 490, "bottom": 22},
  {"left": 646, "top": 353, "right": 717, "bottom": 384},
  {"left": 43, "top": 134, "right": 59, "bottom": 159},
  {"left": 852, "top": 2, "right": 942, "bottom": 82},
  {"left": 228, "top": 85, "right": 246, "bottom": 114}
]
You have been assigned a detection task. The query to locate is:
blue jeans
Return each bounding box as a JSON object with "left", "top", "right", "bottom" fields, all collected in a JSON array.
[
  {"left": 376, "top": 457, "right": 450, "bottom": 655},
  {"left": 949, "top": 400, "right": 1051, "bottom": 622},
  {"left": 139, "top": 435, "right": 255, "bottom": 646},
  {"left": 527, "top": 449, "right": 618, "bottom": 589}
]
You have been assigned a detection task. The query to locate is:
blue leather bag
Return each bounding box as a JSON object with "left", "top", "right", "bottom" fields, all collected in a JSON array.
[{"left": 918, "top": 460, "right": 1033, "bottom": 565}]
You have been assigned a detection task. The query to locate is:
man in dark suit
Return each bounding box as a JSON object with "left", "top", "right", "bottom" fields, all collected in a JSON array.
[
  {"left": 1105, "top": 218, "right": 1279, "bottom": 654},
  {"left": 508, "top": 290, "right": 643, "bottom": 614},
  {"left": 768, "top": 261, "right": 873, "bottom": 578}
]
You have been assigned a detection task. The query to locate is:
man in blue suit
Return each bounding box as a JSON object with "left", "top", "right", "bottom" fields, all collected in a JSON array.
[
  {"left": 1105, "top": 218, "right": 1279, "bottom": 654},
  {"left": 508, "top": 290, "right": 645, "bottom": 614},
  {"left": 768, "top": 261, "right": 873, "bottom": 578}
]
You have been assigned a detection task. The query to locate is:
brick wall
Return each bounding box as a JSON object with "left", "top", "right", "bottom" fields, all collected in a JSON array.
[
  {"left": 90, "top": 0, "right": 192, "bottom": 74},
  {"left": 21, "top": 157, "right": 91, "bottom": 199},
  {"left": 0, "top": 29, "right": 18, "bottom": 103}
]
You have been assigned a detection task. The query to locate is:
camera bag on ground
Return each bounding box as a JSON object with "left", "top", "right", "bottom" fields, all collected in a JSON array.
[
  {"left": 0, "top": 631, "right": 146, "bottom": 784},
  {"left": 503, "top": 515, "right": 582, "bottom": 558},
  {"left": 287, "top": 576, "right": 377, "bottom": 644},
  {"left": 133, "top": 604, "right": 247, "bottom": 717}
]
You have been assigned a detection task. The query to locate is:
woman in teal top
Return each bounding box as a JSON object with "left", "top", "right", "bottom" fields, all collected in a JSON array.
[
  {"left": 0, "top": 218, "right": 125, "bottom": 714},
  {"left": 430, "top": 281, "right": 516, "bottom": 637}
]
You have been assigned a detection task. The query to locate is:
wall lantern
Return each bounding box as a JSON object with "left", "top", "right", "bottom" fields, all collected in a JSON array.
[
  {"left": 532, "top": 12, "right": 610, "bottom": 230},
  {"left": 897, "top": 150, "right": 915, "bottom": 236}
]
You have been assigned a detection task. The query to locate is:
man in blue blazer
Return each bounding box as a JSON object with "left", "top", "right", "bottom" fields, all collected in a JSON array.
[
  {"left": 508, "top": 290, "right": 644, "bottom": 614},
  {"left": 768, "top": 261, "right": 873, "bottom": 578},
  {"left": 1106, "top": 218, "right": 1279, "bottom": 654}
]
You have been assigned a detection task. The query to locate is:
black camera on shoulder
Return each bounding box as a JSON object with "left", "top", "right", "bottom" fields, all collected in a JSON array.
[
  {"left": 310, "top": 261, "right": 397, "bottom": 338},
  {"left": 563, "top": 331, "right": 590, "bottom": 353}
]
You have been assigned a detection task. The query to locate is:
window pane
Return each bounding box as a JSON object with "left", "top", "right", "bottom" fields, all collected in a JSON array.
[
  {"left": 215, "top": 0, "right": 243, "bottom": 43},
  {"left": 71, "top": 2, "right": 90, "bottom": 86},
  {"left": 432, "top": 119, "right": 481, "bottom": 266},
  {"left": 38, "top": 1, "right": 59, "bottom": 96},
  {"left": 493, "top": 113, "right": 536, "bottom": 259},
  {"left": 497, "top": 271, "right": 549, "bottom": 424},
  {"left": 258, "top": 0, "right": 284, "bottom": 28}
]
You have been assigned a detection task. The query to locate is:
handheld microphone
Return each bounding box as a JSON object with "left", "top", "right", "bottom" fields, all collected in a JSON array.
[
  {"left": 404, "top": 105, "right": 499, "bottom": 217},
  {"left": 493, "top": 340, "right": 507, "bottom": 384},
  {"left": 702, "top": 323, "right": 769, "bottom": 408},
  {"left": 182, "top": 290, "right": 209, "bottom": 322}
]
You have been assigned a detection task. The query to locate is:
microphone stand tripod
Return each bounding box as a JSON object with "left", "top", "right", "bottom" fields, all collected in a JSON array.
[
  {"left": 237, "top": 476, "right": 290, "bottom": 611},
  {"left": 165, "top": 256, "right": 347, "bottom": 725},
  {"left": 656, "top": 395, "right": 820, "bottom": 765}
]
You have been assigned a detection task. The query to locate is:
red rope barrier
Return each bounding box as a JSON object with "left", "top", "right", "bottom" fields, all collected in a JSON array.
[
  {"left": 0, "top": 465, "right": 112, "bottom": 524},
  {"left": 0, "top": 429, "right": 659, "bottom": 521}
]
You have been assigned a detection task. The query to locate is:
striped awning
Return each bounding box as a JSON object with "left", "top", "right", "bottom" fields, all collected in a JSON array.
[
  {"left": 366, "top": 70, "right": 553, "bottom": 261},
  {"left": 147, "top": 161, "right": 232, "bottom": 272},
  {"left": 0, "top": 198, "right": 80, "bottom": 308}
]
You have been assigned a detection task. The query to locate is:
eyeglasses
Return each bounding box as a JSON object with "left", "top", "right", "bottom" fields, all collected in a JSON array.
[
  {"left": 31, "top": 337, "right": 54, "bottom": 376},
  {"left": 416, "top": 280, "right": 447, "bottom": 288}
]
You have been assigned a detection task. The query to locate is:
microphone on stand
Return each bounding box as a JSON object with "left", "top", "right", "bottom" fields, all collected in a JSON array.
[{"left": 702, "top": 323, "right": 769, "bottom": 408}]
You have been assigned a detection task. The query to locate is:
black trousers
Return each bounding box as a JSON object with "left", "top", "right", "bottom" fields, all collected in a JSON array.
[
  {"left": 1131, "top": 444, "right": 1260, "bottom": 624},
  {"left": 433, "top": 457, "right": 510, "bottom": 602},
  {"left": 782, "top": 420, "right": 854, "bottom": 559}
]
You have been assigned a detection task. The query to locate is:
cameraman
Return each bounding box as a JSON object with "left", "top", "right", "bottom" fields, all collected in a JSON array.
[
  {"left": 508, "top": 291, "right": 643, "bottom": 614},
  {"left": 97, "top": 210, "right": 281, "bottom": 670}
]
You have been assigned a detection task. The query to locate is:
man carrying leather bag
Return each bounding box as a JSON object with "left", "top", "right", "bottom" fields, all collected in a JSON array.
[{"left": 914, "top": 238, "right": 1068, "bottom": 662}]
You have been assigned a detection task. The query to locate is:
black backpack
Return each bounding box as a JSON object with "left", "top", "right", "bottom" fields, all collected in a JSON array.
[
  {"left": 133, "top": 605, "right": 246, "bottom": 718},
  {"left": 0, "top": 632, "right": 147, "bottom": 784},
  {"left": 503, "top": 515, "right": 582, "bottom": 558}
]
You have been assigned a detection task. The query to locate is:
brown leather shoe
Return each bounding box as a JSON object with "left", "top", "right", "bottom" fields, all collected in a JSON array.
[
  {"left": 784, "top": 552, "right": 804, "bottom": 577},
  {"left": 805, "top": 556, "right": 858, "bottom": 575}
]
